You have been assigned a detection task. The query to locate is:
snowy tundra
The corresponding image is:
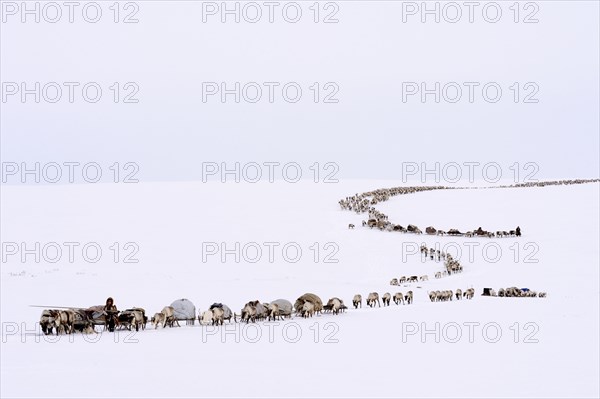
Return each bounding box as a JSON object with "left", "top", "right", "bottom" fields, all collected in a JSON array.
[{"left": 1, "top": 180, "right": 598, "bottom": 398}]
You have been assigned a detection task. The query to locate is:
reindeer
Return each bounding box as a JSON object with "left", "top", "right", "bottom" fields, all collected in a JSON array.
[
  {"left": 382, "top": 293, "right": 391, "bottom": 306},
  {"left": 117, "top": 309, "right": 145, "bottom": 331},
  {"left": 407, "top": 224, "right": 421, "bottom": 234},
  {"left": 326, "top": 298, "right": 344, "bottom": 315},
  {"left": 240, "top": 303, "right": 256, "bottom": 323},
  {"left": 301, "top": 302, "right": 315, "bottom": 318},
  {"left": 393, "top": 292, "right": 404, "bottom": 305},
  {"left": 352, "top": 294, "right": 362, "bottom": 309},
  {"left": 428, "top": 291, "right": 437, "bottom": 302},
  {"left": 198, "top": 310, "right": 213, "bottom": 326},
  {"left": 366, "top": 292, "right": 380, "bottom": 308},
  {"left": 211, "top": 307, "right": 225, "bottom": 326},
  {"left": 39, "top": 309, "right": 61, "bottom": 335},
  {"left": 55, "top": 309, "right": 75, "bottom": 334},
  {"left": 425, "top": 226, "right": 436, "bottom": 235}
]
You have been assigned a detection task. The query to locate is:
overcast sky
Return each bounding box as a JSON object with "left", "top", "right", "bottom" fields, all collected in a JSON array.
[{"left": 1, "top": 1, "right": 598, "bottom": 183}]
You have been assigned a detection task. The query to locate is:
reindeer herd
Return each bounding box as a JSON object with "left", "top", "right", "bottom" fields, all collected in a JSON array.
[
  {"left": 492, "top": 287, "right": 547, "bottom": 298},
  {"left": 38, "top": 180, "right": 594, "bottom": 337},
  {"left": 342, "top": 179, "right": 598, "bottom": 238},
  {"left": 344, "top": 179, "right": 599, "bottom": 237},
  {"left": 355, "top": 221, "right": 522, "bottom": 239},
  {"left": 36, "top": 287, "right": 427, "bottom": 336},
  {"left": 387, "top": 245, "right": 465, "bottom": 287},
  {"left": 427, "top": 288, "right": 475, "bottom": 302},
  {"left": 39, "top": 281, "right": 549, "bottom": 335},
  {"left": 418, "top": 244, "right": 464, "bottom": 277},
  {"left": 340, "top": 183, "right": 524, "bottom": 237}
]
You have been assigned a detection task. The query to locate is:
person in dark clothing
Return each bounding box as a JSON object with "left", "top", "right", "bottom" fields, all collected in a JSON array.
[
  {"left": 516, "top": 226, "right": 521, "bottom": 237},
  {"left": 103, "top": 297, "right": 118, "bottom": 331},
  {"left": 103, "top": 297, "right": 117, "bottom": 311}
]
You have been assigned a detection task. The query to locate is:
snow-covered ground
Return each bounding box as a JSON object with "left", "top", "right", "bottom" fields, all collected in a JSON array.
[{"left": 1, "top": 180, "right": 599, "bottom": 398}]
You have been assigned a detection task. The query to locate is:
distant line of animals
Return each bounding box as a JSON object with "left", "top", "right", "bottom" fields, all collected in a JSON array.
[
  {"left": 342, "top": 178, "right": 600, "bottom": 235},
  {"left": 484, "top": 287, "right": 547, "bottom": 298},
  {"left": 352, "top": 291, "right": 414, "bottom": 308},
  {"left": 339, "top": 184, "right": 522, "bottom": 235},
  {"left": 41, "top": 180, "right": 588, "bottom": 337},
  {"left": 428, "top": 288, "right": 475, "bottom": 302},
  {"left": 38, "top": 285, "right": 493, "bottom": 336},
  {"left": 389, "top": 246, "right": 465, "bottom": 287},
  {"left": 420, "top": 244, "right": 464, "bottom": 276},
  {"left": 37, "top": 287, "right": 549, "bottom": 336},
  {"left": 37, "top": 293, "right": 381, "bottom": 335},
  {"left": 351, "top": 222, "right": 521, "bottom": 239}
]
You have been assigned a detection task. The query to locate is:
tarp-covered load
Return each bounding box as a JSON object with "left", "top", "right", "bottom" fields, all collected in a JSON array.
[
  {"left": 270, "top": 299, "right": 293, "bottom": 316},
  {"left": 170, "top": 299, "right": 196, "bottom": 321},
  {"left": 84, "top": 305, "right": 118, "bottom": 331},
  {"left": 84, "top": 305, "right": 107, "bottom": 323},
  {"left": 85, "top": 305, "right": 104, "bottom": 316}
]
